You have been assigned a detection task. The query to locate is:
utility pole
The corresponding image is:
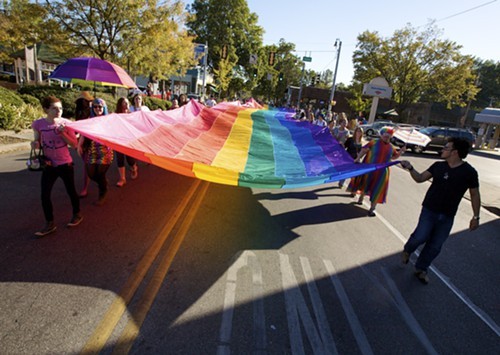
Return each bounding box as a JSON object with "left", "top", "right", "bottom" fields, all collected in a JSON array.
[
  {"left": 297, "top": 61, "right": 305, "bottom": 108},
  {"left": 297, "top": 51, "right": 311, "bottom": 108},
  {"left": 201, "top": 43, "right": 208, "bottom": 101},
  {"left": 327, "top": 39, "right": 342, "bottom": 113}
]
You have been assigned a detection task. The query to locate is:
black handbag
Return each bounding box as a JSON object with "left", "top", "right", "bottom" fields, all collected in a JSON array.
[{"left": 27, "top": 147, "right": 50, "bottom": 171}]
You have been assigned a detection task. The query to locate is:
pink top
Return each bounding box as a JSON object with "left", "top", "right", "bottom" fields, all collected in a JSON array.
[{"left": 32, "top": 117, "right": 74, "bottom": 167}]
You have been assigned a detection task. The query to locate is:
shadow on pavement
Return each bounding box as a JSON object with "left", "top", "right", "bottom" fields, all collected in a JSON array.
[{"left": 0, "top": 149, "right": 498, "bottom": 354}]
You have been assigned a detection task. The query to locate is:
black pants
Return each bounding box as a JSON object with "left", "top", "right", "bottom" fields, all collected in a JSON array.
[
  {"left": 115, "top": 152, "right": 136, "bottom": 168},
  {"left": 86, "top": 163, "right": 111, "bottom": 197},
  {"left": 41, "top": 164, "right": 80, "bottom": 222}
]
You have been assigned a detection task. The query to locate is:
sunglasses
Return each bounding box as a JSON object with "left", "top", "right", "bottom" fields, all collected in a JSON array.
[{"left": 94, "top": 105, "right": 103, "bottom": 109}]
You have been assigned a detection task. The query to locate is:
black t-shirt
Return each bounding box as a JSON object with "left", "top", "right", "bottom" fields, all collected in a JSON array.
[
  {"left": 344, "top": 137, "right": 362, "bottom": 159},
  {"left": 422, "top": 161, "right": 479, "bottom": 216}
]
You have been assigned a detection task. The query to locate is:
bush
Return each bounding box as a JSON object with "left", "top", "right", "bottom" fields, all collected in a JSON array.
[
  {"left": 0, "top": 86, "right": 24, "bottom": 107},
  {"left": 18, "top": 86, "right": 80, "bottom": 118},
  {"left": 143, "top": 96, "right": 169, "bottom": 111},
  {"left": 20, "top": 94, "right": 41, "bottom": 107},
  {"left": 17, "top": 86, "right": 121, "bottom": 117},
  {"left": 0, "top": 103, "right": 43, "bottom": 131}
]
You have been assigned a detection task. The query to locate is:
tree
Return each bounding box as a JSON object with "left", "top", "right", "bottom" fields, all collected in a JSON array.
[
  {"left": 473, "top": 59, "right": 500, "bottom": 109},
  {"left": 251, "top": 39, "right": 302, "bottom": 104},
  {"left": 352, "top": 23, "right": 478, "bottom": 116},
  {"left": 186, "top": 0, "right": 264, "bottom": 92},
  {"left": 0, "top": 0, "right": 71, "bottom": 63},
  {"left": 44, "top": 0, "right": 196, "bottom": 79}
]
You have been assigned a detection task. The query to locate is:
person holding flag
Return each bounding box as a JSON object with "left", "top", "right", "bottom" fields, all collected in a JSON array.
[
  {"left": 349, "top": 126, "right": 405, "bottom": 216},
  {"left": 400, "top": 137, "right": 480, "bottom": 284}
]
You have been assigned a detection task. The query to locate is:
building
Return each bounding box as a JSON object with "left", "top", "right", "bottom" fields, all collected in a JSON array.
[{"left": 10, "top": 43, "right": 65, "bottom": 85}]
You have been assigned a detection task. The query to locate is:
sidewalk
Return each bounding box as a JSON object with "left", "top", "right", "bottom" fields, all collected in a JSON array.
[
  {"left": 1, "top": 129, "right": 499, "bottom": 216},
  {"left": 0, "top": 129, "right": 32, "bottom": 154}
]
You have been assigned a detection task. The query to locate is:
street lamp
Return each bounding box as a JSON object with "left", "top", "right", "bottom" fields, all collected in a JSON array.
[{"left": 327, "top": 39, "right": 342, "bottom": 113}]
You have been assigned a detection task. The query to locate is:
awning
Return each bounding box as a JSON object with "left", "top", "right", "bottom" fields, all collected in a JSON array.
[{"left": 474, "top": 108, "right": 500, "bottom": 124}]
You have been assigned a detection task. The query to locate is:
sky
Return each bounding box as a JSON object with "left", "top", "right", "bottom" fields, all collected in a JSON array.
[{"left": 187, "top": 0, "right": 500, "bottom": 85}]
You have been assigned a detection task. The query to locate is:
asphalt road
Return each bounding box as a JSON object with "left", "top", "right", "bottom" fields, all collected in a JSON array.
[{"left": 0, "top": 148, "right": 498, "bottom": 354}]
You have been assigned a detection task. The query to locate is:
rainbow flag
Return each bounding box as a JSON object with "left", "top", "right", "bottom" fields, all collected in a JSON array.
[{"left": 67, "top": 100, "right": 396, "bottom": 188}]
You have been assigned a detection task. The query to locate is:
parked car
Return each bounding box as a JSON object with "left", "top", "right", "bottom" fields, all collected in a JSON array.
[
  {"left": 403, "top": 126, "right": 475, "bottom": 154},
  {"left": 359, "top": 120, "right": 395, "bottom": 137},
  {"left": 187, "top": 93, "right": 201, "bottom": 101}
]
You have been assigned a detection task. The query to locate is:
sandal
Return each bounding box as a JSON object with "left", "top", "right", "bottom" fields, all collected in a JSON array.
[{"left": 130, "top": 165, "right": 138, "bottom": 180}]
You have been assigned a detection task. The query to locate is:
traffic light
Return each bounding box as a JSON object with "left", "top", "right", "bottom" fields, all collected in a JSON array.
[
  {"left": 268, "top": 51, "right": 275, "bottom": 66},
  {"left": 221, "top": 44, "right": 228, "bottom": 59},
  {"left": 311, "top": 75, "right": 316, "bottom": 85},
  {"left": 278, "top": 73, "right": 283, "bottom": 81},
  {"left": 253, "top": 69, "right": 258, "bottom": 78},
  {"left": 316, "top": 74, "right": 321, "bottom": 84}
]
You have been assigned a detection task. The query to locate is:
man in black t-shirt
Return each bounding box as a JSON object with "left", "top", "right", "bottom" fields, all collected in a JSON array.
[{"left": 399, "top": 137, "right": 481, "bottom": 284}]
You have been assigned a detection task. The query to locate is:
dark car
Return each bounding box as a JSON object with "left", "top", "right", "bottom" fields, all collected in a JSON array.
[
  {"left": 359, "top": 120, "right": 395, "bottom": 137},
  {"left": 403, "top": 126, "right": 475, "bottom": 154}
]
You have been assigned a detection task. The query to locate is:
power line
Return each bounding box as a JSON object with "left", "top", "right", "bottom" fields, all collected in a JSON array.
[{"left": 436, "top": 0, "right": 497, "bottom": 23}]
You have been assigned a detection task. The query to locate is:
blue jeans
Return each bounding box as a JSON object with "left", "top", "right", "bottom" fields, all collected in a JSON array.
[{"left": 404, "top": 207, "right": 455, "bottom": 272}]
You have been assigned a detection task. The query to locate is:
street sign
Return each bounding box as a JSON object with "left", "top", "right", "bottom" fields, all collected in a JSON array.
[
  {"left": 302, "top": 56, "right": 312, "bottom": 62},
  {"left": 362, "top": 83, "right": 392, "bottom": 99}
]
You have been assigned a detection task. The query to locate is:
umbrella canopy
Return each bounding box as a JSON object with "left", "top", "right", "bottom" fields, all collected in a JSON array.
[
  {"left": 393, "top": 127, "right": 431, "bottom": 147},
  {"left": 49, "top": 57, "right": 137, "bottom": 88}
]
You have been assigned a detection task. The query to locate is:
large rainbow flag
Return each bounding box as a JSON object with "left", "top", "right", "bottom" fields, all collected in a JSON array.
[{"left": 66, "top": 100, "right": 397, "bottom": 189}]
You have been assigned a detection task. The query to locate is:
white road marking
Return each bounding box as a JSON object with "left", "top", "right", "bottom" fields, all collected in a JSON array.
[
  {"left": 299, "top": 256, "right": 338, "bottom": 355},
  {"left": 323, "top": 259, "right": 374, "bottom": 355},
  {"left": 217, "top": 251, "right": 266, "bottom": 355},
  {"left": 280, "top": 253, "right": 337, "bottom": 354},
  {"left": 375, "top": 210, "right": 500, "bottom": 338},
  {"left": 376, "top": 267, "right": 438, "bottom": 354}
]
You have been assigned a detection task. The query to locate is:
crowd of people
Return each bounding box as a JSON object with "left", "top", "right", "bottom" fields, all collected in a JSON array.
[
  {"left": 298, "top": 107, "right": 406, "bottom": 216},
  {"left": 294, "top": 106, "right": 481, "bottom": 284},
  {"left": 29, "top": 97, "right": 398, "bottom": 236},
  {"left": 30, "top": 95, "right": 481, "bottom": 286},
  {"left": 31, "top": 92, "right": 221, "bottom": 237}
]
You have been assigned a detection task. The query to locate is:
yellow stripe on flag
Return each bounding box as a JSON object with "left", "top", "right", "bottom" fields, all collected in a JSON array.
[{"left": 210, "top": 108, "right": 255, "bottom": 172}]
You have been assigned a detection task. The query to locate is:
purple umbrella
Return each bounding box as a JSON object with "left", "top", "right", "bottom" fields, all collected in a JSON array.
[{"left": 49, "top": 57, "right": 137, "bottom": 88}]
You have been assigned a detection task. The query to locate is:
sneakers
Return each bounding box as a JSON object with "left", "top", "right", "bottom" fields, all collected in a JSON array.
[
  {"left": 415, "top": 269, "right": 429, "bottom": 284},
  {"left": 368, "top": 210, "right": 376, "bottom": 217},
  {"left": 35, "top": 222, "right": 57, "bottom": 237},
  {"left": 67, "top": 214, "right": 83, "bottom": 228},
  {"left": 401, "top": 251, "right": 410, "bottom": 265}
]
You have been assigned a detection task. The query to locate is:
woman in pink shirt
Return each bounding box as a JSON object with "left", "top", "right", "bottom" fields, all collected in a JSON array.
[{"left": 31, "top": 96, "right": 82, "bottom": 237}]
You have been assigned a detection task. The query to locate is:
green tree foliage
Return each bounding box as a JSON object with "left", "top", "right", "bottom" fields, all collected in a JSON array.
[
  {"left": 186, "top": 0, "right": 264, "bottom": 91},
  {"left": 44, "top": 0, "right": 196, "bottom": 79},
  {"left": 352, "top": 23, "right": 478, "bottom": 115},
  {"left": 250, "top": 39, "right": 302, "bottom": 104},
  {"left": 473, "top": 59, "right": 500, "bottom": 109},
  {"left": 0, "top": 0, "right": 70, "bottom": 63}
]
